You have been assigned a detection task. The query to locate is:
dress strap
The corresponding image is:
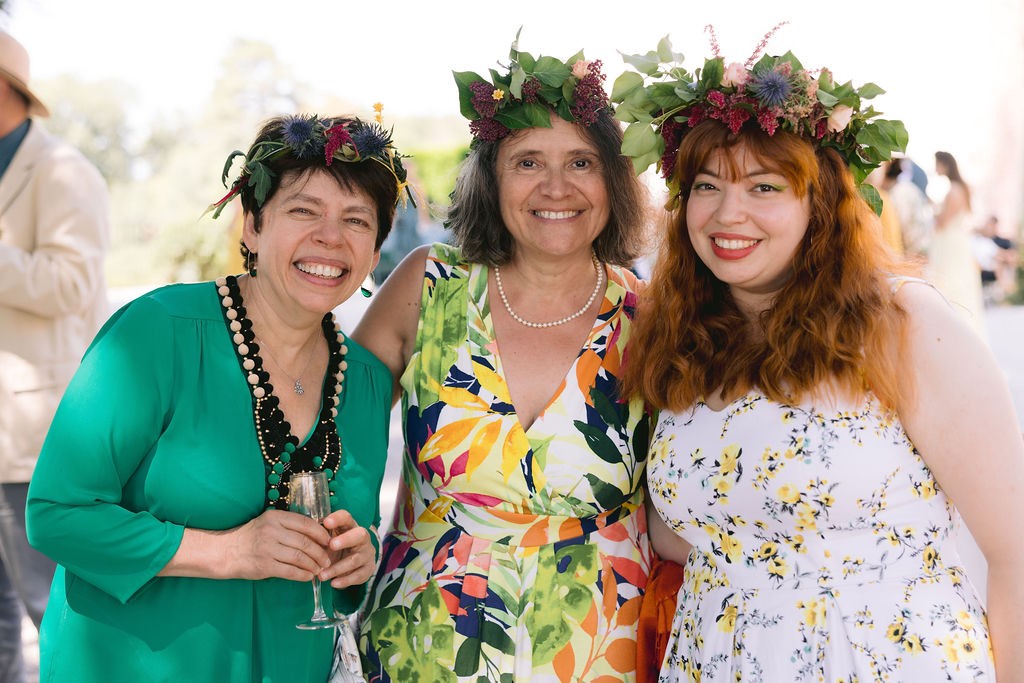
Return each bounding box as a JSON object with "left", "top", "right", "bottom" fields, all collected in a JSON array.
[{"left": 886, "top": 274, "right": 934, "bottom": 294}]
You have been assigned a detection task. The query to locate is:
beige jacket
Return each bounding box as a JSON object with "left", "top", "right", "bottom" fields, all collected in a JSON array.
[{"left": 0, "top": 120, "right": 110, "bottom": 482}]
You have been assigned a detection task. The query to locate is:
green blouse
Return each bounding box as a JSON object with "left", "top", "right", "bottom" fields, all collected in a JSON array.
[{"left": 26, "top": 281, "right": 391, "bottom": 683}]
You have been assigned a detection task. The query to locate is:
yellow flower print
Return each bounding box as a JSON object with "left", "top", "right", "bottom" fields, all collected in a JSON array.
[
  {"left": 649, "top": 435, "right": 675, "bottom": 466},
  {"left": 904, "top": 634, "right": 924, "bottom": 654},
  {"left": 720, "top": 532, "right": 743, "bottom": 563},
  {"left": 794, "top": 503, "right": 817, "bottom": 532},
  {"left": 717, "top": 445, "right": 740, "bottom": 474},
  {"left": 788, "top": 534, "right": 806, "bottom": 553},
  {"left": 650, "top": 478, "right": 678, "bottom": 504},
  {"left": 797, "top": 598, "right": 826, "bottom": 627},
  {"left": 940, "top": 632, "right": 983, "bottom": 663},
  {"left": 766, "top": 556, "right": 788, "bottom": 578},
  {"left": 886, "top": 620, "right": 906, "bottom": 643},
  {"left": 956, "top": 611, "right": 975, "bottom": 630},
  {"left": 914, "top": 478, "right": 937, "bottom": 499},
  {"left": 820, "top": 493, "right": 835, "bottom": 508},
  {"left": 754, "top": 542, "right": 778, "bottom": 560},
  {"left": 922, "top": 544, "right": 941, "bottom": 572},
  {"left": 885, "top": 528, "right": 902, "bottom": 546},
  {"left": 777, "top": 484, "right": 801, "bottom": 505},
  {"left": 710, "top": 474, "right": 733, "bottom": 497},
  {"left": 716, "top": 603, "right": 738, "bottom": 632}
]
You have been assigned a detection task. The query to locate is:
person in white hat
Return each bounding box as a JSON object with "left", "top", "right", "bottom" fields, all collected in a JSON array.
[{"left": 0, "top": 30, "right": 109, "bottom": 683}]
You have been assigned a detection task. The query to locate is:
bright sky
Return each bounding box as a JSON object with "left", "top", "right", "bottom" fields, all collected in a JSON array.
[{"left": 5, "top": 0, "right": 1023, "bottom": 225}]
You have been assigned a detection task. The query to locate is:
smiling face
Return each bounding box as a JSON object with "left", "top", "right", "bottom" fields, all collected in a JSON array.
[
  {"left": 495, "top": 116, "right": 610, "bottom": 263},
  {"left": 243, "top": 169, "right": 380, "bottom": 321},
  {"left": 686, "top": 143, "right": 812, "bottom": 314}
]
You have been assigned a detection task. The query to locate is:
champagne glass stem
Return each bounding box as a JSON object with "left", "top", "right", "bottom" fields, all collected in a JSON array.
[{"left": 310, "top": 576, "right": 328, "bottom": 622}]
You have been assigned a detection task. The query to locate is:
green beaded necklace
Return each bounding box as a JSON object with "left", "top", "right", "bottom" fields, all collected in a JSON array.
[{"left": 217, "top": 275, "right": 347, "bottom": 509}]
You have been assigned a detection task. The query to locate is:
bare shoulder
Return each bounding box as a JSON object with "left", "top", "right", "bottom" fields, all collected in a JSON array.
[
  {"left": 893, "top": 279, "right": 979, "bottom": 347},
  {"left": 352, "top": 244, "right": 433, "bottom": 392},
  {"left": 378, "top": 243, "right": 433, "bottom": 305}
]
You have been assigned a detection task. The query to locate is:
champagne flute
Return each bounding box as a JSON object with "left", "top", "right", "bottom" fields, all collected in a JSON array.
[{"left": 289, "top": 471, "right": 342, "bottom": 630}]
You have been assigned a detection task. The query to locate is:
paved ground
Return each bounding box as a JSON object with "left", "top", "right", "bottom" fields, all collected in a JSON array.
[{"left": 17, "top": 302, "right": 1023, "bottom": 679}]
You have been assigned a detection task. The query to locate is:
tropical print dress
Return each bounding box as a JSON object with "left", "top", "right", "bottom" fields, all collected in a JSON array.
[
  {"left": 648, "top": 391, "right": 995, "bottom": 681},
  {"left": 359, "top": 243, "right": 654, "bottom": 682}
]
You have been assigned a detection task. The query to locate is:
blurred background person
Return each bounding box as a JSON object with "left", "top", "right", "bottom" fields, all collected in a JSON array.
[
  {"left": 971, "top": 214, "right": 1019, "bottom": 305},
  {"left": 880, "top": 157, "right": 933, "bottom": 262},
  {"left": 0, "top": 30, "right": 108, "bottom": 683},
  {"left": 928, "top": 150, "right": 987, "bottom": 340}
]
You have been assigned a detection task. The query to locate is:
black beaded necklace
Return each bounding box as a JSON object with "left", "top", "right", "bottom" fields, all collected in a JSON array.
[{"left": 216, "top": 275, "right": 346, "bottom": 509}]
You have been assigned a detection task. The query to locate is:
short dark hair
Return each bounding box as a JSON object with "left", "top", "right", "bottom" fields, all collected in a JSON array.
[
  {"left": 444, "top": 112, "right": 647, "bottom": 267},
  {"left": 239, "top": 115, "right": 398, "bottom": 252}
]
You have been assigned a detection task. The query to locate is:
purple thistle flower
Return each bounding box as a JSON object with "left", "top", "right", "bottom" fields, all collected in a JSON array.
[
  {"left": 749, "top": 69, "right": 791, "bottom": 109},
  {"left": 281, "top": 115, "right": 322, "bottom": 159},
  {"left": 350, "top": 122, "right": 390, "bottom": 159}
]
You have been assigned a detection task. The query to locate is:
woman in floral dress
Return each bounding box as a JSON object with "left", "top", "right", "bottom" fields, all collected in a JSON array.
[
  {"left": 615, "top": 34, "right": 1024, "bottom": 681},
  {"left": 355, "top": 40, "right": 654, "bottom": 682}
]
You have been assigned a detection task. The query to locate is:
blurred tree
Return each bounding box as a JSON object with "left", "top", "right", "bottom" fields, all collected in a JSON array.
[
  {"left": 145, "top": 39, "right": 314, "bottom": 281},
  {"left": 34, "top": 75, "right": 136, "bottom": 185}
]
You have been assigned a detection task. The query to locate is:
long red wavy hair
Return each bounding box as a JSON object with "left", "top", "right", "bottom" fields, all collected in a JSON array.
[{"left": 622, "top": 120, "right": 916, "bottom": 411}]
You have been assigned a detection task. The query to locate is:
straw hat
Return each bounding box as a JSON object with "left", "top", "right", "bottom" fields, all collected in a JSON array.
[{"left": 0, "top": 31, "right": 49, "bottom": 118}]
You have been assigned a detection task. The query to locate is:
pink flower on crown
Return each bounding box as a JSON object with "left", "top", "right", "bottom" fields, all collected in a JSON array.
[
  {"left": 827, "top": 105, "right": 854, "bottom": 133},
  {"left": 572, "top": 59, "right": 593, "bottom": 79},
  {"left": 324, "top": 124, "right": 352, "bottom": 165},
  {"left": 722, "top": 62, "right": 748, "bottom": 88},
  {"left": 757, "top": 108, "right": 781, "bottom": 135},
  {"left": 707, "top": 90, "right": 727, "bottom": 108}
]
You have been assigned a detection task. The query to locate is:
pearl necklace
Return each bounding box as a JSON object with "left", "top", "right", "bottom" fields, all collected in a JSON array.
[
  {"left": 216, "top": 275, "right": 347, "bottom": 509},
  {"left": 493, "top": 251, "right": 604, "bottom": 329}
]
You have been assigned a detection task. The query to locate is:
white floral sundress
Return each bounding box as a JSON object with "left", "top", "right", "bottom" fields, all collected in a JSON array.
[{"left": 648, "top": 391, "right": 995, "bottom": 681}]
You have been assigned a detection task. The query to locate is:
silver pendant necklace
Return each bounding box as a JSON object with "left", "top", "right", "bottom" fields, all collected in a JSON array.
[{"left": 256, "top": 334, "right": 319, "bottom": 395}]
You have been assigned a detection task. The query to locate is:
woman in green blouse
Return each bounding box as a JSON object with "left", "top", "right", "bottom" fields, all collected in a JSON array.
[{"left": 25, "top": 113, "right": 409, "bottom": 682}]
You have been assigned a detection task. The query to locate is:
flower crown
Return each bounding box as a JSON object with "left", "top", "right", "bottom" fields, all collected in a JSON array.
[
  {"left": 206, "top": 110, "right": 413, "bottom": 219},
  {"left": 453, "top": 29, "right": 611, "bottom": 144},
  {"left": 611, "top": 25, "right": 908, "bottom": 214}
]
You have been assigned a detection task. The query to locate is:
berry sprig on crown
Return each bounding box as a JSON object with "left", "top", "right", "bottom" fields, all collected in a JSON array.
[
  {"left": 453, "top": 28, "right": 611, "bottom": 144},
  {"left": 611, "top": 24, "right": 908, "bottom": 214}
]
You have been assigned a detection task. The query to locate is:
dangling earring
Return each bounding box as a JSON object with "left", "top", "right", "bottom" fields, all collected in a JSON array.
[
  {"left": 246, "top": 250, "right": 258, "bottom": 277},
  {"left": 360, "top": 271, "right": 375, "bottom": 298}
]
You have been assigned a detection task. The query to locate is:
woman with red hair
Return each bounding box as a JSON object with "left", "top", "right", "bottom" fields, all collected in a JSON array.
[{"left": 615, "top": 34, "right": 1023, "bottom": 681}]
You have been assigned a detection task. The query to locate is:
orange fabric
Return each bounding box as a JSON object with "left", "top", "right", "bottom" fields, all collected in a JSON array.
[{"left": 636, "top": 559, "right": 685, "bottom": 683}]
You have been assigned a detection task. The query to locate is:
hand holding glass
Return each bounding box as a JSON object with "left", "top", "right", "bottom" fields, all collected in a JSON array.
[{"left": 289, "top": 471, "right": 342, "bottom": 630}]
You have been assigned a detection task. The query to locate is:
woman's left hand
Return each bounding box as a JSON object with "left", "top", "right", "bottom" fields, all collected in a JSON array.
[{"left": 320, "top": 509, "right": 377, "bottom": 589}]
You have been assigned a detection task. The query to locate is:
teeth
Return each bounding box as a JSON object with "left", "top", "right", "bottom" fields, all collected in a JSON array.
[
  {"left": 534, "top": 210, "right": 579, "bottom": 220},
  {"left": 297, "top": 262, "right": 343, "bottom": 278},
  {"left": 713, "top": 238, "right": 758, "bottom": 250}
]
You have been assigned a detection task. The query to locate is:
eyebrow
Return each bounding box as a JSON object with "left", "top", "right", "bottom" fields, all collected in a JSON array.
[
  {"left": 695, "top": 167, "right": 782, "bottom": 179},
  {"left": 506, "top": 148, "right": 600, "bottom": 160},
  {"left": 283, "top": 192, "right": 375, "bottom": 214}
]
